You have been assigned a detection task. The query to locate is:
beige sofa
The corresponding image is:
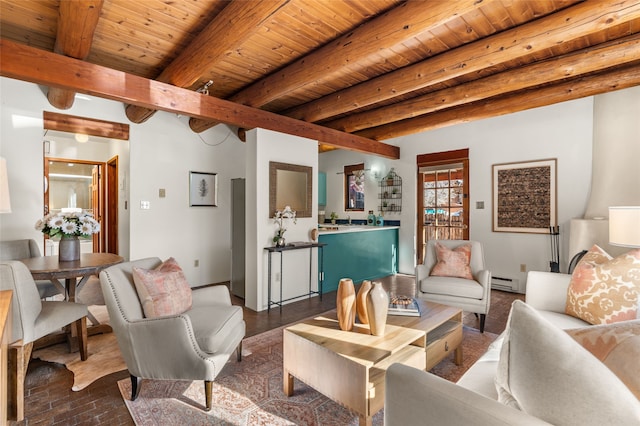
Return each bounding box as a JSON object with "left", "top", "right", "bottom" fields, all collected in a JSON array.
[{"left": 385, "top": 271, "right": 639, "bottom": 425}]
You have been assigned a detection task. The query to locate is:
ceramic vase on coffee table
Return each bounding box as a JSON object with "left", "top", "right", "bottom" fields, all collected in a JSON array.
[
  {"left": 356, "top": 280, "right": 372, "bottom": 324},
  {"left": 336, "top": 278, "right": 356, "bottom": 331},
  {"left": 366, "top": 281, "right": 389, "bottom": 336}
]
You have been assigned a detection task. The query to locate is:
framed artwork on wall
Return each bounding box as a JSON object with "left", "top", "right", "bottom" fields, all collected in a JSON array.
[
  {"left": 492, "top": 159, "right": 557, "bottom": 233},
  {"left": 189, "top": 171, "right": 218, "bottom": 207}
]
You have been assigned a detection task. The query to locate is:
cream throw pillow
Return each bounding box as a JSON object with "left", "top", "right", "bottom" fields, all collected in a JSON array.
[
  {"left": 565, "top": 245, "right": 640, "bottom": 324},
  {"left": 132, "top": 257, "right": 193, "bottom": 318},
  {"left": 495, "top": 300, "right": 640, "bottom": 425}
]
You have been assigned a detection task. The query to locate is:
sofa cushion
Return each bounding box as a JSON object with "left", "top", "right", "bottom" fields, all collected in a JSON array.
[
  {"left": 565, "top": 245, "right": 640, "bottom": 325},
  {"left": 566, "top": 319, "right": 640, "bottom": 400},
  {"left": 430, "top": 242, "right": 473, "bottom": 279},
  {"left": 132, "top": 257, "right": 193, "bottom": 318},
  {"left": 495, "top": 300, "right": 640, "bottom": 425},
  {"left": 186, "top": 305, "right": 244, "bottom": 354}
]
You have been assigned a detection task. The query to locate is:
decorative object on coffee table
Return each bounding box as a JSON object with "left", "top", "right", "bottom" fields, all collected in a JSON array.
[
  {"left": 336, "top": 278, "right": 356, "bottom": 331},
  {"left": 356, "top": 280, "right": 372, "bottom": 324},
  {"left": 366, "top": 281, "right": 389, "bottom": 336}
]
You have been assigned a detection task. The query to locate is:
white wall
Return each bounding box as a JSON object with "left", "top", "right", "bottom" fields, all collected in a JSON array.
[
  {"left": 244, "top": 128, "right": 318, "bottom": 311},
  {"left": 0, "top": 77, "right": 245, "bottom": 287},
  {"left": 321, "top": 96, "right": 596, "bottom": 290}
]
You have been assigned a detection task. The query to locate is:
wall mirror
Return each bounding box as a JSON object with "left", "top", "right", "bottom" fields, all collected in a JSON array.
[{"left": 269, "top": 161, "right": 312, "bottom": 218}]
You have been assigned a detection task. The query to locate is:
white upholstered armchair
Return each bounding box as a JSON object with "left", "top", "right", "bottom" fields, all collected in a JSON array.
[
  {"left": 415, "top": 239, "right": 491, "bottom": 332},
  {"left": 99, "top": 257, "right": 245, "bottom": 411}
]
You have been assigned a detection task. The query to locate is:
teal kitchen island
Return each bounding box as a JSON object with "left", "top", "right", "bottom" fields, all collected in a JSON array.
[{"left": 318, "top": 225, "right": 399, "bottom": 293}]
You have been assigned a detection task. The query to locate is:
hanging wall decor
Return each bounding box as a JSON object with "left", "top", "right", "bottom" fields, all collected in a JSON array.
[
  {"left": 492, "top": 159, "right": 557, "bottom": 234},
  {"left": 189, "top": 171, "right": 218, "bottom": 207}
]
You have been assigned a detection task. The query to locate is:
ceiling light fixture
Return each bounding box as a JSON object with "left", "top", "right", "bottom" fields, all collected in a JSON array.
[{"left": 75, "top": 133, "right": 89, "bottom": 143}]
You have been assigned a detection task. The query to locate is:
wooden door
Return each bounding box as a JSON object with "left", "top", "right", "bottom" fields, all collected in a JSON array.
[{"left": 417, "top": 149, "right": 470, "bottom": 265}]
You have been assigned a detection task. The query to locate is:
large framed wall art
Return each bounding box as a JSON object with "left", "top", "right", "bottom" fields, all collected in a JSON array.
[
  {"left": 492, "top": 159, "right": 557, "bottom": 234},
  {"left": 189, "top": 171, "right": 218, "bottom": 207}
]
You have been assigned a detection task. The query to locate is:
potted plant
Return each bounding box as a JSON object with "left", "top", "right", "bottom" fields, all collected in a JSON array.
[
  {"left": 330, "top": 212, "right": 338, "bottom": 224},
  {"left": 35, "top": 209, "right": 101, "bottom": 261},
  {"left": 273, "top": 206, "right": 296, "bottom": 247}
]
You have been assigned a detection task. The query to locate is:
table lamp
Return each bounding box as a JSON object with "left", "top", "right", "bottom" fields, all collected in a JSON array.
[
  {"left": 609, "top": 206, "right": 640, "bottom": 248},
  {"left": 0, "top": 156, "right": 11, "bottom": 213}
]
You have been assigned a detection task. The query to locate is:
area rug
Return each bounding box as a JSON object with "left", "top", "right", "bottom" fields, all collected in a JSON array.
[
  {"left": 32, "top": 306, "right": 127, "bottom": 391},
  {"left": 118, "top": 324, "right": 497, "bottom": 425}
]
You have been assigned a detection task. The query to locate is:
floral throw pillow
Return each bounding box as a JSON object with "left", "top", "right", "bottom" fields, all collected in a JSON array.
[
  {"left": 429, "top": 242, "right": 473, "bottom": 279},
  {"left": 565, "top": 245, "right": 640, "bottom": 325},
  {"left": 132, "top": 257, "right": 193, "bottom": 318},
  {"left": 566, "top": 320, "right": 640, "bottom": 400}
]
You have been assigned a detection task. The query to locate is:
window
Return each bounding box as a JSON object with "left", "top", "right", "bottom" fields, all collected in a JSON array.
[{"left": 344, "top": 163, "right": 365, "bottom": 211}]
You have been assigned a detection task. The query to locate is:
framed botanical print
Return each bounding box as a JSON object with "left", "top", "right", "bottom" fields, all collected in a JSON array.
[{"left": 189, "top": 171, "right": 218, "bottom": 207}]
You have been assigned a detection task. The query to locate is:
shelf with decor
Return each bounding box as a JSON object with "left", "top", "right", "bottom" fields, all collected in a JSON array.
[{"left": 379, "top": 169, "right": 402, "bottom": 213}]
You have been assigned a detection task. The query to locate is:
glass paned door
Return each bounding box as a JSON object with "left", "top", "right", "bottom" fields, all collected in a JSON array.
[
  {"left": 422, "top": 167, "right": 466, "bottom": 241},
  {"left": 416, "top": 149, "right": 469, "bottom": 265}
]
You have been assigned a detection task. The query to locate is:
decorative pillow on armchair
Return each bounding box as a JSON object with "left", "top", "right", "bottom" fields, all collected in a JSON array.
[
  {"left": 132, "top": 257, "right": 193, "bottom": 318},
  {"left": 429, "top": 242, "right": 473, "bottom": 279},
  {"left": 565, "top": 245, "right": 640, "bottom": 325}
]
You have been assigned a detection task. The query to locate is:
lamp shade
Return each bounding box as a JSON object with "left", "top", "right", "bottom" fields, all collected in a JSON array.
[
  {"left": 0, "top": 157, "right": 11, "bottom": 214},
  {"left": 609, "top": 206, "right": 640, "bottom": 248}
]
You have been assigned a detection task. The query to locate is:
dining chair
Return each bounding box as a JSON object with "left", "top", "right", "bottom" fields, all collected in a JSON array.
[
  {"left": 0, "top": 260, "right": 89, "bottom": 421},
  {"left": 0, "top": 239, "right": 63, "bottom": 298},
  {"left": 416, "top": 239, "right": 491, "bottom": 332}
]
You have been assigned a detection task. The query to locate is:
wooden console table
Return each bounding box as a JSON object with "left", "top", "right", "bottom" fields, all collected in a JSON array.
[
  {"left": 264, "top": 242, "right": 326, "bottom": 313},
  {"left": 0, "top": 290, "right": 11, "bottom": 426}
]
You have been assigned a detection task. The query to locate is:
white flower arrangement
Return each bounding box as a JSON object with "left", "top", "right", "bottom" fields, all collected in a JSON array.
[
  {"left": 273, "top": 205, "right": 296, "bottom": 243},
  {"left": 35, "top": 209, "right": 100, "bottom": 239}
]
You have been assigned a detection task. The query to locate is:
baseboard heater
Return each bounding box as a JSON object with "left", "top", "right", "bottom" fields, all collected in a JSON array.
[{"left": 491, "top": 276, "right": 521, "bottom": 293}]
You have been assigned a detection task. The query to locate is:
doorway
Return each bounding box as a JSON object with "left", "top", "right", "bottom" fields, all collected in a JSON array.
[
  {"left": 417, "top": 149, "right": 469, "bottom": 264},
  {"left": 44, "top": 158, "right": 117, "bottom": 254}
]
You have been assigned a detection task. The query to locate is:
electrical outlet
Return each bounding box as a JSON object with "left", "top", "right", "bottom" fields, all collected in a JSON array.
[
  {"left": 520, "top": 264, "right": 527, "bottom": 272},
  {"left": 194, "top": 259, "right": 199, "bottom": 267}
]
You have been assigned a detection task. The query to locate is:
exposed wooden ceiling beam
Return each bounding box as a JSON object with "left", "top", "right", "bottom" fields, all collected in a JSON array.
[
  {"left": 46, "top": 0, "right": 103, "bottom": 110},
  {"left": 43, "top": 111, "right": 130, "bottom": 140},
  {"left": 189, "top": 0, "right": 484, "bottom": 133},
  {"left": 325, "top": 34, "right": 640, "bottom": 133},
  {"left": 125, "top": 0, "right": 291, "bottom": 124},
  {"left": 0, "top": 39, "right": 399, "bottom": 159},
  {"left": 355, "top": 64, "right": 640, "bottom": 141},
  {"left": 286, "top": 0, "right": 640, "bottom": 124}
]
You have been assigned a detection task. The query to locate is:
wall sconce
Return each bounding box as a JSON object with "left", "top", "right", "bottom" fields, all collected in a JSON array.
[
  {"left": 0, "top": 157, "right": 12, "bottom": 213},
  {"left": 609, "top": 206, "right": 640, "bottom": 248}
]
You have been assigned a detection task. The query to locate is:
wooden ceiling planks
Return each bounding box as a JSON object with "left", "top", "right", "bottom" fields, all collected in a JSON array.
[{"left": 1, "top": 0, "right": 638, "bottom": 155}]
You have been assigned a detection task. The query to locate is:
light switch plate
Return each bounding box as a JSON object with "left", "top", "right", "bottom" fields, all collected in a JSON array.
[
  {"left": 140, "top": 200, "right": 150, "bottom": 210},
  {"left": 476, "top": 201, "right": 485, "bottom": 209},
  {"left": 159, "top": 188, "right": 166, "bottom": 198}
]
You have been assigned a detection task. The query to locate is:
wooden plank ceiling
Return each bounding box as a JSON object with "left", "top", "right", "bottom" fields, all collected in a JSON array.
[{"left": 1, "top": 0, "right": 639, "bottom": 157}]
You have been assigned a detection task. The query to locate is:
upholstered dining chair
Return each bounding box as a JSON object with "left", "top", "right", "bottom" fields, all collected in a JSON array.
[
  {"left": 415, "top": 239, "right": 491, "bottom": 332},
  {"left": 0, "top": 260, "right": 89, "bottom": 421},
  {"left": 0, "top": 239, "right": 62, "bottom": 299},
  {"left": 99, "top": 257, "right": 246, "bottom": 411}
]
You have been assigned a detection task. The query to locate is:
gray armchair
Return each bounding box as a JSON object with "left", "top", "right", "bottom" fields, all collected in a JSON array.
[
  {"left": 99, "top": 257, "right": 245, "bottom": 411},
  {"left": 0, "top": 239, "right": 62, "bottom": 298},
  {"left": 0, "top": 261, "right": 88, "bottom": 421},
  {"left": 416, "top": 239, "right": 491, "bottom": 332}
]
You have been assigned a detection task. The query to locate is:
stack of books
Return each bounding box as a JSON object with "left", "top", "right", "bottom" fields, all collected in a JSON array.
[{"left": 388, "top": 295, "right": 421, "bottom": 317}]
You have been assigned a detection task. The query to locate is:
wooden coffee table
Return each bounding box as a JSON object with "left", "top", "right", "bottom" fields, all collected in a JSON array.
[
  {"left": 386, "top": 298, "right": 463, "bottom": 370},
  {"left": 283, "top": 315, "right": 426, "bottom": 426}
]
